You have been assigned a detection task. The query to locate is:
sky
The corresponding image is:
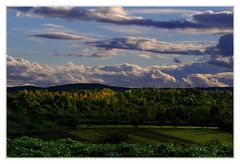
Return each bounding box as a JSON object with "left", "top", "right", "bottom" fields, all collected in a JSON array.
[{"left": 7, "top": 6, "right": 233, "bottom": 88}]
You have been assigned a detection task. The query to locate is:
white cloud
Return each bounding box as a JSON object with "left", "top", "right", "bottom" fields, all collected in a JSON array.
[
  {"left": 43, "top": 23, "right": 64, "bottom": 28},
  {"left": 137, "top": 53, "right": 151, "bottom": 59},
  {"left": 53, "top": 48, "right": 119, "bottom": 58},
  {"left": 7, "top": 56, "right": 233, "bottom": 88},
  {"left": 31, "top": 32, "right": 95, "bottom": 42},
  {"left": 128, "top": 8, "right": 200, "bottom": 15},
  {"left": 182, "top": 74, "right": 229, "bottom": 87}
]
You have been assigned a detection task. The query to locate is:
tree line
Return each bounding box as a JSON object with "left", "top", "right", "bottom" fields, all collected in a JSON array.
[{"left": 7, "top": 88, "right": 233, "bottom": 131}]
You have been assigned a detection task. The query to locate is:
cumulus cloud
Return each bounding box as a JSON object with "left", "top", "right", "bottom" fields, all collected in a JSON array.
[
  {"left": 10, "top": 7, "right": 232, "bottom": 32},
  {"left": 7, "top": 56, "right": 233, "bottom": 88},
  {"left": 31, "top": 32, "right": 94, "bottom": 42},
  {"left": 162, "top": 56, "right": 233, "bottom": 80},
  {"left": 182, "top": 74, "right": 229, "bottom": 87},
  {"left": 181, "top": 71, "right": 233, "bottom": 88},
  {"left": 208, "top": 56, "right": 233, "bottom": 68},
  {"left": 7, "top": 56, "right": 103, "bottom": 87}
]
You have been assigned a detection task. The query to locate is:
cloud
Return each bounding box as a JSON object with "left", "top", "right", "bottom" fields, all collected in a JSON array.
[
  {"left": 162, "top": 56, "right": 233, "bottom": 79},
  {"left": 173, "top": 57, "right": 181, "bottom": 63},
  {"left": 128, "top": 8, "right": 200, "bottom": 15},
  {"left": 43, "top": 23, "right": 64, "bottom": 28},
  {"left": 31, "top": 32, "right": 94, "bottom": 42},
  {"left": 53, "top": 48, "right": 118, "bottom": 58},
  {"left": 7, "top": 56, "right": 233, "bottom": 88},
  {"left": 7, "top": 56, "right": 103, "bottom": 87},
  {"left": 177, "top": 28, "right": 233, "bottom": 35},
  {"left": 193, "top": 10, "right": 233, "bottom": 29},
  {"left": 137, "top": 54, "right": 151, "bottom": 59},
  {"left": 12, "top": 7, "right": 142, "bottom": 22},
  {"left": 216, "top": 33, "right": 233, "bottom": 56},
  {"left": 88, "top": 36, "right": 209, "bottom": 55},
  {"left": 182, "top": 73, "right": 229, "bottom": 87},
  {"left": 11, "top": 7, "right": 232, "bottom": 32},
  {"left": 31, "top": 34, "right": 212, "bottom": 57},
  {"left": 204, "top": 72, "right": 233, "bottom": 86},
  {"left": 208, "top": 56, "right": 233, "bottom": 68},
  {"left": 204, "top": 33, "right": 233, "bottom": 56}
]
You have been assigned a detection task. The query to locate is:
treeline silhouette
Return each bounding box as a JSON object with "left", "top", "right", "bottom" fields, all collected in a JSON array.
[{"left": 7, "top": 88, "right": 233, "bottom": 131}]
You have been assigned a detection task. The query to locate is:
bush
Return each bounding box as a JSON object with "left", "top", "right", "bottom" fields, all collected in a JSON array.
[{"left": 7, "top": 137, "right": 233, "bottom": 157}]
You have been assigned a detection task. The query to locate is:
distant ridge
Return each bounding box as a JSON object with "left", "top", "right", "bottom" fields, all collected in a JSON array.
[
  {"left": 7, "top": 83, "right": 131, "bottom": 92},
  {"left": 7, "top": 83, "right": 233, "bottom": 92}
]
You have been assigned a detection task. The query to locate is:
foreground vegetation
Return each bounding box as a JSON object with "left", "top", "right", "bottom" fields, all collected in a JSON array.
[
  {"left": 7, "top": 87, "right": 233, "bottom": 157},
  {"left": 7, "top": 136, "right": 233, "bottom": 157}
]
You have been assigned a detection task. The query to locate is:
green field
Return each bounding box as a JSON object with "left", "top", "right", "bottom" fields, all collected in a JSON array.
[
  {"left": 8, "top": 125, "right": 233, "bottom": 147},
  {"left": 7, "top": 125, "right": 233, "bottom": 157}
]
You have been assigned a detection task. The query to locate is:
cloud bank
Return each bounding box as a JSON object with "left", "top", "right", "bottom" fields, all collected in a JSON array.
[{"left": 7, "top": 56, "right": 233, "bottom": 88}]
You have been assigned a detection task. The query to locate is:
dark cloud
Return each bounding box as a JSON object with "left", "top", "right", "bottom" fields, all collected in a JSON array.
[
  {"left": 87, "top": 36, "right": 206, "bottom": 55},
  {"left": 204, "top": 33, "right": 233, "bottom": 56},
  {"left": 193, "top": 11, "right": 233, "bottom": 28},
  {"left": 173, "top": 57, "right": 181, "bottom": 63},
  {"left": 11, "top": 7, "right": 233, "bottom": 31},
  {"left": 9, "top": 7, "right": 33, "bottom": 12},
  {"left": 217, "top": 33, "right": 233, "bottom": 56},
  {"left": 31, "top": 34, "right": 209, "bottom": 57}
]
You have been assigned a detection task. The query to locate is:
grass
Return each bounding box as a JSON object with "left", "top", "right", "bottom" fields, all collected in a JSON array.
[
  {"left": 149, "top": 128, "right": 233, "bottom": 146},
  {"left": 9, "top": 125, "right": 232, "bottom": 147},
  {"left": 68, "top": 125, "right": 232, "bottom": 146}
]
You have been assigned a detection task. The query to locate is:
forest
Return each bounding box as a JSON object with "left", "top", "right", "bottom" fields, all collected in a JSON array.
[
  {"left": 7, "top": 87, "right": 233, "bottom": 157},
  {"left": 7, "top": 87, "right": 233, "bottom": 131}
]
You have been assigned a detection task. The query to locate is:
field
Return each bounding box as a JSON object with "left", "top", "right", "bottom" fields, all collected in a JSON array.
[
  {"left": 8, "top": 125, "right": 233, "bottom": 146},
  {"left": 7, "top": 125, "right": 233, "bottom": 157}
]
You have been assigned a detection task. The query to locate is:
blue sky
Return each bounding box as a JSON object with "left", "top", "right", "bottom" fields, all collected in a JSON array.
[{"left": 7, "top": 7, "right": 233, "bottom": 87}]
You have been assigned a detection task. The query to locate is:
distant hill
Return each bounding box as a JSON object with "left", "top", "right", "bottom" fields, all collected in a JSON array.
[
  {"left": 7, "top": 83, "right": 233, "bottom": 93},
  {"left": 7, "top": 86, "right": 43, "bottom": 92},
  {"left": 7, "top": 83, "right": 131, "bottom": 92}
]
